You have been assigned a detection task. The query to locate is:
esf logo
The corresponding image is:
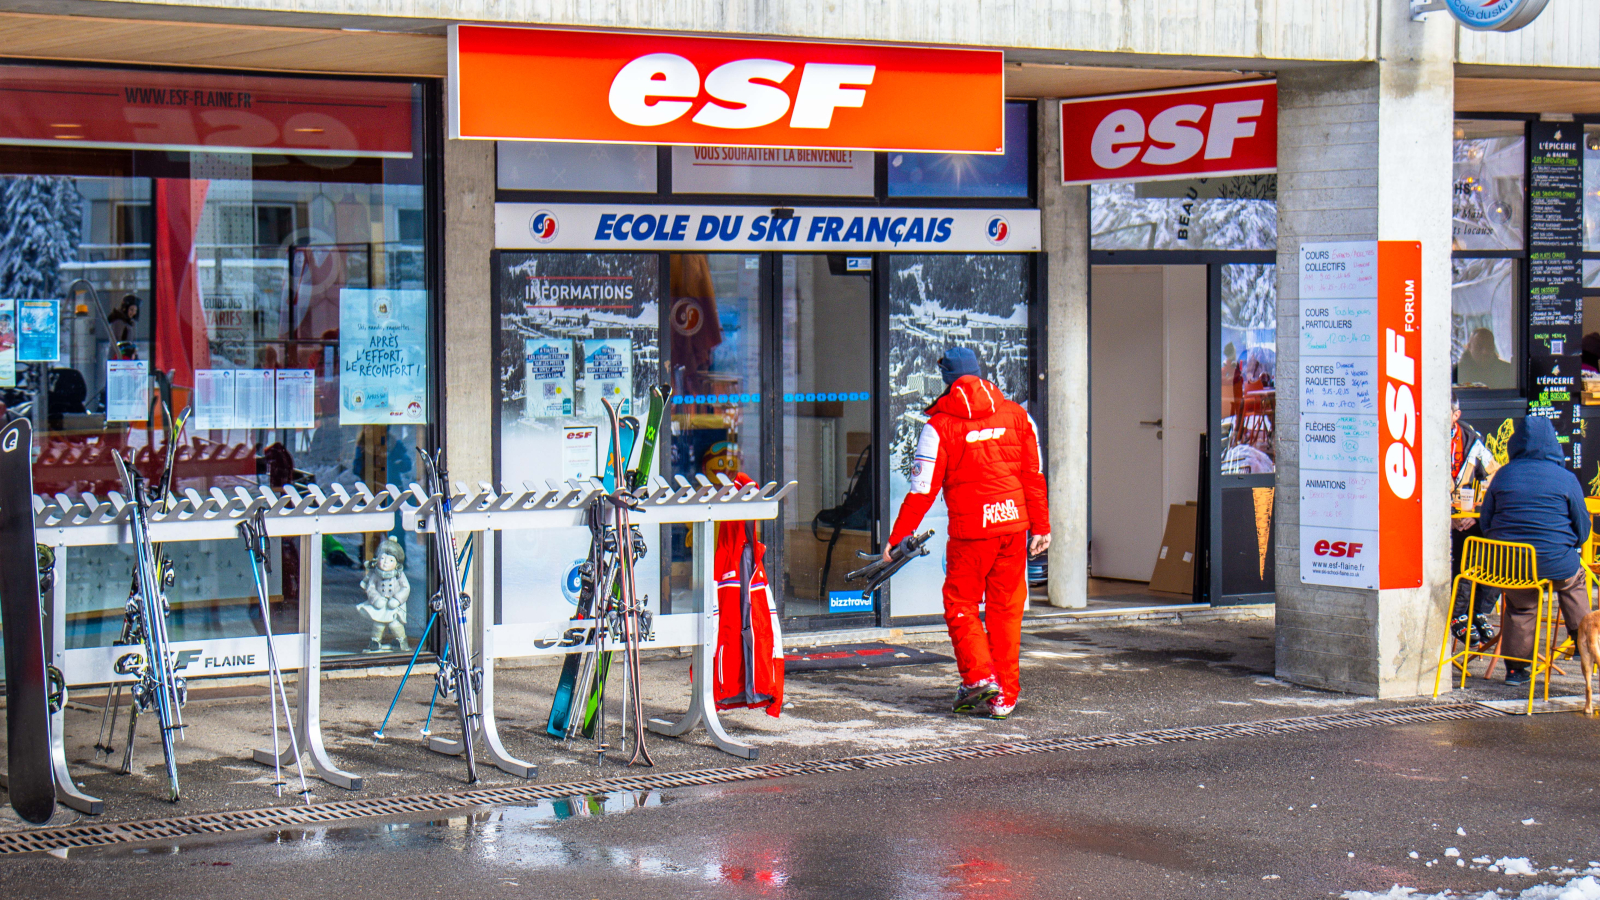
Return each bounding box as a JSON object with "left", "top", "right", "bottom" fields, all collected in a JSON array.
[
  {"left": 986, "top": 215, "right": 1009, "bottom": 246},
  {"left": 610, "top": 55, "right": 875, "bottom": 131},
  {"left": 965, "top": 426, "right": 1007, "bottom": 443},
  {"left": 1, "top": 427, "right": 17, "bottom": 453},
  {"left": 529, "top": 210, "right": 559, "bottom": 243},
  {"left": 561, "top": 560, "right": 585, "bottom": 605},
  {"left": 1312, "top": 540, "right": 1364, "bottom": 558}
]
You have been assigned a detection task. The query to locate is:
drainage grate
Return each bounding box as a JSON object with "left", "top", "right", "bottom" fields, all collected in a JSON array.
[{"left": 0, "top": 702, "right": 1504, "bottom": 856}]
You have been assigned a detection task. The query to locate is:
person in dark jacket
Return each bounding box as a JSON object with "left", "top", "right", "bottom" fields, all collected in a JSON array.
[{"left": 1476, "top": 415, "right": 1593, "bottom": 685}]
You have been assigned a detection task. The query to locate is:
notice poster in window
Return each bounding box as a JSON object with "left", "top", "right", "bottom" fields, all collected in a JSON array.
[
  {"left": 16, "top": 298, "right": 59, "bottom": 363},
  {"left": 193, "top": 368, "right": 236, "bottom": 431},
  {"left": 275, "top": 369, "right": 316, "bottom": 429},
  {"left": 105, "top": 359, "right": 148, "bottom": 422},
  {"left": 561, "top": 424, "right": 599, "bottom": 482},
  {"left": 0, "top": 299, "right": 14, "bottom": 388},
  {"left": 338, "top": 288, "right": 429, "bottom": 425},
  {"left": 580, "top": 338, "right": 631, "bottom": 417},
  {"left": 524, "top": 339, "right": 574, "bottom": 418},
  {"left": 233, "top": 369, "right": 276, "bottom": 429}
]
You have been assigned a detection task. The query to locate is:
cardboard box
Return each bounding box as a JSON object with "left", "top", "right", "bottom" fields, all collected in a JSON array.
[{"left": 1148, "top": 503, "right": 1197, "bottom": 596}]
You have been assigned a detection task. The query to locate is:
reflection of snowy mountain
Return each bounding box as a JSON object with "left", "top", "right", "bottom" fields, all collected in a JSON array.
[
  {"left": 1091, "top": 182, "right": 1276, "bottom": 251},
  {"left": 888, "top": 255, "right": 1032, "bottom": 484}
]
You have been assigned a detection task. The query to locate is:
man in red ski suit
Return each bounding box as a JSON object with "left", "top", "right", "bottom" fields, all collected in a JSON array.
[{"left": 885, "top": 347, "right": 1049, "bottom": 719}]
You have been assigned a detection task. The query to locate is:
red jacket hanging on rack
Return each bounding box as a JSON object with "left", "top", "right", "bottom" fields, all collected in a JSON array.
[{"left": 713, "top": 475, "right": 784, "bottom": 717}]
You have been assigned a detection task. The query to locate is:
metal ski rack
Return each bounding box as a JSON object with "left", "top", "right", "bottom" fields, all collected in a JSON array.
[
  {"left": 403, "top": 474, "right": 795, "bottom": 763},
  {"left": 34, "top": 482, "right": 407, "bottom": 802}
]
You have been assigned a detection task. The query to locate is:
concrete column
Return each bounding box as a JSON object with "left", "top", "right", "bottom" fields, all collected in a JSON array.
[
  {"left": 442, "top": 138, "right": 496, "bottom": 485},
  {"left": 1038, "top": 100, "right": 1090, "bottom": 609},
  {"left": 1273, "top": 7, "right": 1455, "bottom": 697}
]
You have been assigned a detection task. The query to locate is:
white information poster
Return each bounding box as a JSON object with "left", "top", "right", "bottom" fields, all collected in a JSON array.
[
  {"left": 105, "top": 359, "right": 148, "bottom": 422},
  {"left": 561, "top": 425, "right": 600, "bottom": 482},
  {"left": 233, "top": 369, "right": 276, "bottom": 429},
  {"left": 0, "top": 299, "right": 14, "bottom": 388},
  {"left": 580, "top": 338, "right": 632, "bottom": 417},
  {"left": 1299, "top": 242, "right": 1380, "bottom": 589},
  {"left": 274, "top": 369, "right": 316, "bottom": 429},
  {"left": 338, "top": 288, "right": 429, "bottom": 425},
  {"left": 193, "top": 368, "right": 236, "bottom": 431},
  {"left": 524, "top": 339, "right": 575, "bottom": 418}
]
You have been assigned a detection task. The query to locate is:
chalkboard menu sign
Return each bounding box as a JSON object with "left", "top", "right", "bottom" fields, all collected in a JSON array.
[{"left": 1527, "top": 121, "right": 1584, "bottom": 468}]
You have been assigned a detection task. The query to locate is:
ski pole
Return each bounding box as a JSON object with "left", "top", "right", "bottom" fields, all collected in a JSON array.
[
  {"left": 374, "top": 610, "right": 436, "bottom": 740},
  {"left": 422, "top": 638, "right": 447, "bottom": 737},
  {"left": 372, "top": 533, "right": 470, "bottom": 740}
]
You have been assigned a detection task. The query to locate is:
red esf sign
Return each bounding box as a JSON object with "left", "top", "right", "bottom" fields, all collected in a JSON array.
[
  {"left": 1058, "top": 81, "right": 1276, "bottom": 185},
  {"left": 450, "top": 25, "right": 1003, "bottom": 154}
]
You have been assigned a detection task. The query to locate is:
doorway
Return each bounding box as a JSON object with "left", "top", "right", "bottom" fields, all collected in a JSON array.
[{"left": 1089, "top": 265, "right": 1206, "bottom": 588}]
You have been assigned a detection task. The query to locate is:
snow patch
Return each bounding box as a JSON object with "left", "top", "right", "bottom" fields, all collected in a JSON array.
[
  {"left": 1343, "top": 875, "right": 1600, "bottom": 900},
  {"left": 1498, "top": 858, "right": 1538, "bottom": 876}
]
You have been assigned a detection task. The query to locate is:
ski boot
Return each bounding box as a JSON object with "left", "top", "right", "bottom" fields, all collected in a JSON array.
[
  {"left": 953, "top": 678, "right": 1000, "bottom": 714},
  {"left": 1471, "top": 614, "right": 1498, "bottom": 649},
  {"left": 984, "top": 697, "right": 1015, "bottom": 720}
]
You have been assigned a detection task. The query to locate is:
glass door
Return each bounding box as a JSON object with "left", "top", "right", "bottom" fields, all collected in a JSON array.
[
  {"left": 778, "top": 254, "right": 877, "bottom": 625},
  {"left": 665, "top": 252, "right": 766, "bottom": 612}
]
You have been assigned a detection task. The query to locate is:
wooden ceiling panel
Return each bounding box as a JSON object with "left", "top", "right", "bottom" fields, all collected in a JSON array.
[{"left": 1456, "top": 78, "right": 1600, "bottom": 115}]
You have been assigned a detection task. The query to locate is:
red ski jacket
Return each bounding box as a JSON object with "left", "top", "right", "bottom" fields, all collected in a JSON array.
[{"left": 888, "top": 375, "right": 1049, "bottom": 546}]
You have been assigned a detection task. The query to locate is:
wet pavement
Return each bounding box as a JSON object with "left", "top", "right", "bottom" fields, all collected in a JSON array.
[
  {"left": 3, "top": 612, "right": 1591, "bottom": 829},
  {"left": 3, "top": 711, "right": 1598, "bottom": 899}
]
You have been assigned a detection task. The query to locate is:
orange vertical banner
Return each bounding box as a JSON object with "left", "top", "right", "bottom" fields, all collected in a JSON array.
[
  {"left": 153, "top": 178, "right": 211, "bottom": 389},
  {"left": 1376, "top": 241, "right": 1423, "bottom": 589}
]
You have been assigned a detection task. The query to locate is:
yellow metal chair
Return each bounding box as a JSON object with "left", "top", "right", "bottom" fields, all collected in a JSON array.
[
  {"left": 1434, "top": 536, "right": 1557, "bottom": 714},
  {"left": 1543, "top": 498, "right": 1600, "bottom": 666}
]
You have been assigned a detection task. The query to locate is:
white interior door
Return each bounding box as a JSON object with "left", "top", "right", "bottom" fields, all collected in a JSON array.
[
  {"left": 1090, "top": 266, "right": 1166, "bottom": 581},
  {"left": 1163, "top": 266, "right": 1208, "bottom": 511}
]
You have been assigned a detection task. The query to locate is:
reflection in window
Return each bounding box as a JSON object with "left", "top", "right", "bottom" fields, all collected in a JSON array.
[
  {"left": 1453, "top": 119, "right": 1526, "bottom": 252},
  {"left": 1585, "top": 126, "right": 1600, "bottom": 252},
  {"left": 886, "top": 102, "right": 1031, "bottom": 199},
  {"left": 667, "top": 254, "right": 764, "bottom": 614},
  {"left": 494, "top": 252, "right": 663, "bottom": 625},
  {"left": 1452, "top": 258, "right": 1518, "bottom": 390},
  {"left": 0, "top": 70, "right": 433, "bottom": 660},
  {"left": 885, "top": 254, "right": 1031, "bottom": 617},
  {"left": 1219, "top": 264, "right": 1276, "bottom": 475},
  {"left": 1090, "top": 176, "right": 1276, "bottom": 251}
]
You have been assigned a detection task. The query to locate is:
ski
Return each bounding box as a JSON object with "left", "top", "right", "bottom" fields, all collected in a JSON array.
[
  {"left": 420, "top": 449, "right": 484, "bottom": 783},
  {"left": 628, "top": 384, "right": 673, "bottom": 490},
  {"left": 0, "top": 418, "right": 57, "bottom": 824},
  {"left": 111, "top": 449, "right": 188, "bottom": 803},
  {"left": 547, "top": 388, "right": 667, "bottom": 741},
  {"left": 845, "top": 530, "right": 936, "bottom": 599}
]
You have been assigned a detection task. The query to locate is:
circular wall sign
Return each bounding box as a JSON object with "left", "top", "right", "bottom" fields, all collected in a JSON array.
[{"left": 1443, "top": 0, "right": 1549, "bottom": 32}]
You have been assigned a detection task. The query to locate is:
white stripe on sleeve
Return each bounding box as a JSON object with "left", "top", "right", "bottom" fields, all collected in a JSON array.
[{"left": 910, "top": 423, "right": 940, "bottom": 494}]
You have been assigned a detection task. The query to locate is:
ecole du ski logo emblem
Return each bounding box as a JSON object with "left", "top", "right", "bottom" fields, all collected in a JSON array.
[
  {"left": 985, "top": 215, "right": 1009, "bottom": 246},
  {"left": 529, "top": 210, "right": 559, "bottom": 243},
  {"left": 982, "top": 498, "right": 1020, "bottom": 527}
]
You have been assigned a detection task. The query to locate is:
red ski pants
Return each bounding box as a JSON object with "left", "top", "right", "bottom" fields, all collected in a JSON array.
[{"left": 942, "top": 532, "right": 1028, "bottom": 704}]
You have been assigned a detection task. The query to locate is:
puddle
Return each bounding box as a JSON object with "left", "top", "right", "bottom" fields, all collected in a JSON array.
[{"left": 58, "top": 790, "right": 669, "bottom": 860}]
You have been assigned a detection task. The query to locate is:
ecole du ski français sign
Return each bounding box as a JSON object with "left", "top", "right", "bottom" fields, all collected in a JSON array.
[{"left": 1299, "top": 241, "right": 1422, "bottom": 591}]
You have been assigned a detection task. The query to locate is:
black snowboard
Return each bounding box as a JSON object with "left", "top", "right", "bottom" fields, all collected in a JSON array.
[{"left": 0, "top": 418, "right": 55, "bottom": 824}]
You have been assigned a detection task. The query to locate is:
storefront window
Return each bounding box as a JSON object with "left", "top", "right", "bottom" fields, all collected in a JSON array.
[
  {"left": 1090, "top": 176, "right": 1276, "bottom": 251},
  {"left": 885, "top": 254, "right": 1032, "bottom": 618},
  {"left": 667, "top": 253, "right": 764, "bottom": 612},
  {"left": 1583, "top": 125, "right": 1600, "bottom": 253},
  {"left": 0, "top": 64, "right": 434, "bottom": 660},
  {"left": 1452, "top": 257, "right": 1519, "bottom": 390},
  {"left": 886, "top": 101, "right": 1032, "bottom": 199},
  {"left": 494, "top": 252, "right": 662, "bottom": 623},
  {"left": 1219, "top": 264, "right": 1276, "bottom": 475},
  {"left": 498, "top": 141, "right": 657, "bottom": 193},
  {"left": 1453, "top": 119, "right": 1526, "bottom": 252}
]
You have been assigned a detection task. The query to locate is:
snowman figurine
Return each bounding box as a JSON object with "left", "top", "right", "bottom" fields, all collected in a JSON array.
[{"left": 357, "top": 537, "right": 410, "bottom": 652}]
